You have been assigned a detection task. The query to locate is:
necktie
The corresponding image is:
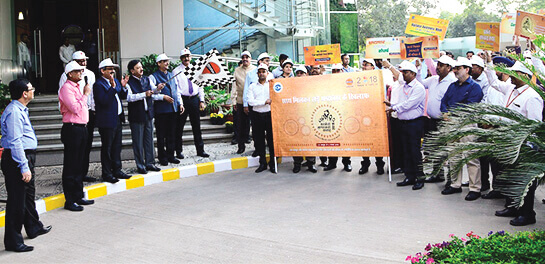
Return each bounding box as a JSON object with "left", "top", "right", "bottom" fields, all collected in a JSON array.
[{"left": 188, "top": 79, "right": 194, "bottom": 95}]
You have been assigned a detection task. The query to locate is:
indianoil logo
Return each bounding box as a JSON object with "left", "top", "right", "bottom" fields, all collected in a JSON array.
[{"left": 346, "top": 78, "right": 354, "bottom": 86}]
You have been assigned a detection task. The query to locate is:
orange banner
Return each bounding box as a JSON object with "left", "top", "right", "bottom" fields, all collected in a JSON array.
[
  {"left": 400, "top": 36, "right": 440, "bottom": 59},
  {"left": 476, "top": 22, "right": 500, "bottom": 51},
  {"left": 303, "top": 44, "right": 342, "bottom": 66},
  {"left": 269, "top": 71, "right": 390, "bottom": 157},
  {"left": 500, "top": 13, "right": 516, "bottom": 34},
  {"left": 515, "top": 10, "right": 545, "bottom": 39}
]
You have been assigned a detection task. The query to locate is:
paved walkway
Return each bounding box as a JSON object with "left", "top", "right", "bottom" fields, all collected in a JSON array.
[{"left": 0, "top": 161, "right": 543, "bottom": 263}]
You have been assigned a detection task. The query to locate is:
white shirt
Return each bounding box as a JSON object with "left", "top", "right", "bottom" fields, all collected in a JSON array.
[
  {"left": 17, "top": 41, "right": 31, "bottom": 66},
  {"left": 59, "top": 44, "right": 76, "bottom": 66},
  {"left": 417, "top": 72, "right": 457, "bottom": 119},
  {"left": 101, "top": 76, "right": 124, "bottom": 115},
  {"left": 247, "top": 80, "right": 271, "bottom": 113},
  {"left": 172, "top": 64, "right": 205, "bottom": 101},
  {"left": 473, "top": 72, "right": 490, "bottom": 103},
  {"left": 58, "top": 68, "right": 96, "bottom": 110},
  {"left": 392, "top": 78, "right": 426, "bottom": 120},
  {"left": 126, "top": 75, "right": 163, "bottom": 111}
]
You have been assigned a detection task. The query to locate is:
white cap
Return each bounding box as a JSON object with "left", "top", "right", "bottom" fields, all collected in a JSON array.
[
  {"left": 470, "top": 56, "right": 485, "bottom": 68},
  {"left": 455, "top": 57, "right": 472, "bottom": 68},
  {"left": 295, "top": 65, "right": 307, "bottom": 74},
  {"left": 523, "top": 50, "right": 532, "bottom": 58},
  {"left": 508, "top": 61, "right": 533, "bottom": 76},
  {"left": 398, "top": 61, "right": 417, "bottom": 73},
  {"left": 360, "top": 58, "right": 376, "bottom": 68},
  {"left": 257, "top": 63, "right": 268, "bottom": 71},
  {"left": 155, "top": 53, "right": 170, "bottom": 63},
  {"left": 180, "top": 48, "right": 191, "bottom": 56},
  {"left": 331, "top": 63, "right": 343, "bottom": 70},
  {"left": 437, "top": 55, "right": 456, "bottom": 67},
  {"left": 257, "top": 52, "right": 270, "bottom": 61},
  {"left": 98, "top": 58, "right": 119, "bottom": 69},
  {"left": 65, "top": 61, "right": 85, "bottom": 74},
  {"left": 241, "top": 51, "right": 252, "bottom": 58},
  {"left": 72, "top": 51, "right": 89, "bottom": 60},
  {"left": 282, "top": 58, "right": 294, "bottom": 67}
]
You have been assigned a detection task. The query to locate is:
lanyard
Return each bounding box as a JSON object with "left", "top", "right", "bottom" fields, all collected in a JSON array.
[{"left": 505, "top": 87, "right": 529, "bottom": 108}]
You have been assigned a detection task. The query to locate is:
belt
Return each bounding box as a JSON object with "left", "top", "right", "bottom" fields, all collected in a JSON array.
[
  {"left": 399, "top": 116, "right": 427, "bottom": 123},
  {"left": 63, "top": 122, "right": 86, "bottom": 127},
  {"left": 181, "top": 95, "right": 198, "bottom": 99},
  {"left": 4, "top": 149, "right": 36, "bottom": 154}
]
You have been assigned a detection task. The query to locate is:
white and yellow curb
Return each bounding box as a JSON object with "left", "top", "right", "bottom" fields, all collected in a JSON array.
[{"left": 0, "top": 155, "right": 293, "bottom": 227}]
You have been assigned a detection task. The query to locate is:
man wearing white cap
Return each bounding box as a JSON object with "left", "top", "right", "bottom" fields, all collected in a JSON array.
[
  {"left": 470, "top": 56, "right": 490, "bottom": 103},
  {"left": 59, "top": 61, "right": 95, "bottom": 211},
  {"left": 231, "top": 51, "right": 256, "bottom": 154},
  {"left": 440, "top": 57, "right": 483, "bottom": 200},
  {"left": 149, "top": 54, "right": 183, "bottom": 166},
  {"left": 94, "top": 58, "right": 131, "bottom": 183},
  {"left": 172, "top": 48, "right": 209, "bottom": 159},
  {"left": 58, "top": 51, "right": 97, "bottom": 182},
  {"left": 294, "top": 65, "right": 308, "bottom": 77},
  {"left": 484, "top": 59, "right": 543, "bottom": 226},
  {"left": 384, "top": 61, "right": 427, "bottom": 190},
  {"left": 247, "top": 64, "right": 276, "bottom": 173}
]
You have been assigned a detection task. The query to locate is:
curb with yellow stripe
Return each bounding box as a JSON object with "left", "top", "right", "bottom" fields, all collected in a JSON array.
[{"left": 0, "top": 155, "right": 291, "bottom": 227}]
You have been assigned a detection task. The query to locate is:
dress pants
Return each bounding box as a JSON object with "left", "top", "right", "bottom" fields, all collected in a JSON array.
[
  {"left": 328, "top": 157, "right": 351, "bottom": 166},
  {"left": 98, "top": 115, "right": 123, "bottom": 178},
  {"left": 82, "top": 110, "right": 96, "bottom": 177},
  {"left": 61, "top": 123, "right": 87, "bottom": 203},
  {"left": 155, "top": 112, "right": 176, "bottom": 163},
  {"left": 519, "top": 179, "right": 538, "bottom": 218},
  {"left": 130, "top": 114, "right": 156, "bottom": 170},
  {"left": 1, "top": 149, "right": 44, "bottom": 249},
  {"left": 389, "top": 117, "right": 405, "bottom": 171},
  {"left": 480, "top": 157, "right": 501, "bottom": 190},
  {"left": 235, "top": 103, "right": 250, "bottom": 149},
  {"left": 361, "top": 157, "right": 384, "bottom": 167},
  {"left": 293, "top": 157, "right": 315, "bottom": 165},
  {"left": 252, "top": 110, "right": 274, "bottom": 166},
  {"left": 176, "top": 95, "right": 204, "bottom": 154},
  {"left": 450, "top": 127, "right": 481, "bottom": 192},
  {"left": 400, "top": 117, "right": 426, "bottom": 182}
]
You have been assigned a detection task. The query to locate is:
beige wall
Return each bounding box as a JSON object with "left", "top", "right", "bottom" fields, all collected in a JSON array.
[
  {"left": 0, "top": 0, "right": 15, "bottom": 83},
  {"left": 118, "top": 0, "right": 185, "bottom": 72}
]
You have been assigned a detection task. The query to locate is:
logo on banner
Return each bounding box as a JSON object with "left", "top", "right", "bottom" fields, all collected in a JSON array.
[
  {"left": 311, "top": 105, "right": 342, "bottom": 141},
  {"left": 273, "top": 83, "right": 283, "bottom": 93}
]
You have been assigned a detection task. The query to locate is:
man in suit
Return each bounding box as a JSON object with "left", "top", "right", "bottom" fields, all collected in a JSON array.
[
  {"left": 94, "top": 58, "right": 131, "bottom": 183},
  {"left": 126, "top": 59, "right": 162, "bottom": 174}
]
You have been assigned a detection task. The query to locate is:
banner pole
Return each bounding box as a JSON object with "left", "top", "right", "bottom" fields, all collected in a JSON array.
[
  {"left": 274, "top": 156, "right": 278, "bottom": 174},
  {"left": 388, "top": 156, "right": 392, "bottom": 183}
]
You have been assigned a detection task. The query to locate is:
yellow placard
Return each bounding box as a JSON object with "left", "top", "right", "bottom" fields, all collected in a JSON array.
[
  {"left": 537, "top": 9, "right": 545, "bottom": 15},
  {"left": 515, "top": 10, "right": 545, "bottom": 39},
  {"left": 476, "top": 22, "right": 500, "bottom": 51},
  {"left": 365, "top": 37, "right": 403, "bottom": 59},
  {"left": 400, "top": 36, "right": 440, "bottom": 59},
  {"left": 303, "top": 44, "right": 341, "bottom": 66},
  {"left": 269, "top": 71, "right": 389, "bottom": 157},
  {"left": 500, "top": 13, "right": 516, "bottom": 34},
  {"left": 405, "top": 14, "right": 449, "bottom": 40}
]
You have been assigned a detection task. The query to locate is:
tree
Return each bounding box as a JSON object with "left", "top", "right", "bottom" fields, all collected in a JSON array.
[{"left": 439, "top": 2, "right": 500, "bottom": 38}]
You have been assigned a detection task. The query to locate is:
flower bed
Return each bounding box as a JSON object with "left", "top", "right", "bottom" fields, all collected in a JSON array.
[{"left": 406, "top": 230, "right": 545, "bottom": 263}]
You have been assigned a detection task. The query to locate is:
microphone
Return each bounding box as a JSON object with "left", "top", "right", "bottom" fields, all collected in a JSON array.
[{"left": 84, "top": 76, "right": 88, "bottom": 85}]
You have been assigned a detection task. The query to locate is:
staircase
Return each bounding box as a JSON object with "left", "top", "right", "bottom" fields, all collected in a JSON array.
[{"left": 29, "top": 95, "right": 233, "bottom": 166}]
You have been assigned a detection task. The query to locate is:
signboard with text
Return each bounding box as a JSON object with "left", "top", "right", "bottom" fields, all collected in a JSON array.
[
  {"left": 476, "top": 22, "right": 500, "bottom": 51},
  {"left": 400, "top": 36, "right": 440, "bottom": 59},
  {"left": 405, "top": 14, "right": 449, "bottom": 40},
  {"left": 365, "top": 37, "right": 402, "bottom": 59},
  {"left": 500, "top": 13, "right": 516, "bottom": 34},
  {"left": 515, "top": 10, "right": 545, "bottom": 39},
  {"left": 303, "top": 44, "right": 342, "bottom": 66}
]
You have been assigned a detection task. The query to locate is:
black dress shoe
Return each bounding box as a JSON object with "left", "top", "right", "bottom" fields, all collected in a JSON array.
[
  {"left": 318, "top": 162, "right": 327, "bottom": 167},
  {"left": 64, "top": 202, "right": 84, "bottom": 212},
  {"left": 510, "top": 215, "right": 536, "bottom": 226},
  {"left": 102, "top": 176, "right": 119, "bottom": 184},
  {"left": 115, "top": 172, "right": 132, "bottom": 179},
  {"left": 146, "top": 165, "right": 161, "bottom": 172},
  {"left": 343, "top": 164, "right": 352, "bottom": 172},
  {"left": 377, "top": 166, "right": 384, "bottom": 175},
  {"left": 83, "top": 176, "right": 97, "bottom": 182},
  {"left": 482, "top": 190, "right": 504, "bottom": 199},
  {"left": 424, "top": 175, "right": 445, "bottom": 183},
  {"left": 293, "top": 165, "right": 301, "bottom": 173},
  {"left": 251, "top": 151, "right": 259, "bottom": 157},
  {"left": 76, "top": 198, "right": 95, "bottom": 205},
  {"left": 159, "top": 160, "right": 169, "bottom": 166},
  {"left": 255, "top": 164, "right": 267, "bottom": 173},
  {"left": 137, "top": 168, "right": 148, "bottom": 174},
  {"left": 359, "top": 166, "right": 369, "bottom": 175},
  {"left": 441, "top": 186, "right": 462, "bottom": 195},
  {"left": 461, "top": 181, "right": 469, "bottom": 187},
  {"left": 397, "top": 178, "right": 415, "bottom": 186},
  {"left": 231, "top": 138, "right": 237, "bottom": 145},
  {"left": 28, "top": 225, "right": 52, "bottom": 239},
  {"left": 197, "top": 152, "right": 210, "bottom": 158},
  {"left": 412, "top": 181, "right": 425, "bottom": 190},
  {"left": 176, "top": 153, "right": 185, "bottom": 159},
  {"left": 324, "top": 164, "right": 337, "bottom": 171},
  {"left": 6, "top": 244, "right": 34, "bottom": 252},
  {"left": 307, "top": 165, "right": 318, "bottom": 173},
  {"left": 168, "top": 158, "right": 180, "bottom": 164},
  {"left": 392, "top": 168, "right": 403, "bottom": 174},
  {"left": 495, "top": 207, "right": 518, "bottom": 217},
  {"left": 236, "top": 147, "right": 245, "bottom": 154},
  {"left": 481, "top": 185, "right": 490, "bottom": 192},
  {"left": 444, "top": 180, "right": 452, "bottom": 188},
  {"left": 465, "top": 191, "right": 481, "bottom": 201}
]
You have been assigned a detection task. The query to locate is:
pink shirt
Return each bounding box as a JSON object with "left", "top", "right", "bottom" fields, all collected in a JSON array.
[{"left": 59, "top": 80, "right": 89, "bottom": 124}]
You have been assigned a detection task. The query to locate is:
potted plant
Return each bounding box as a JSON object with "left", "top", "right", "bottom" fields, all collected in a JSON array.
[
  {"left": 224, "top": 108, "right": 234, "bottom": 122},
  {"left": 210, "top": 113, "right": 225, "bottom": 125},
  {"left": 225, "top": 121, "right": 234, "bottom": 133}
]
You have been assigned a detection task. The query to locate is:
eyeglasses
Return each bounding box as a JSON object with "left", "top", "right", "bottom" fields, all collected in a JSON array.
[
  {"left": 26, "top": 87, "right": 35, "bottom": 92},
  {"left": 104, "top": 67, "right": 115, "bottom": 71}
]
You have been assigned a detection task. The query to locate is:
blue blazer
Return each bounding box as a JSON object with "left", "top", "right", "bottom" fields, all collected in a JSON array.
[{"left": 93, "top": 77, "right": 127, "bottom": 129}]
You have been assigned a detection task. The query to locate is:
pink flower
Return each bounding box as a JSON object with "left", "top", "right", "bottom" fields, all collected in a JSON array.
[
  {"left": 449, "top": 234, "right": 455, "bottom": 238},
  {"left": 461, "top": 238, "right": 467, "bottom": 242},
  {"left": 426, "top": 258, "right": 435, "bottom": 264},
  {"left": 406, "top": 255, "right": 412, "bottom": 261}
]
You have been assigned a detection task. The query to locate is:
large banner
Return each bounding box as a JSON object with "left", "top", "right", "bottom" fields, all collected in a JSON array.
[
  {"left": 303, "top": 44, "right": 342, "bottom": 66},
  {"left": 500, "top": 13, "right": 516, "bottom": 34},
  {"left": 515, "top": 10, "right": 545, "bottom": 39},
  {"left": 365, "top": 37, "right": 402, "bottom": 59},
  {"left": 269, "top": 71, "right": 390, "bottom": 157},
  {"left": 400, "top": 36, "right": 440, "bottom": 59},
  {"left": 405, "top": 14, "right": 449, "bottom": 40},
  {"left": 476, "top": 22, "right": 500, "bottom": 51}
]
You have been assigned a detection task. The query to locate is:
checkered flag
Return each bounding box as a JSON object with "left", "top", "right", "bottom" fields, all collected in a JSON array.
[{"left": 183, "top": 49, "right": 235, "bottom": 87}]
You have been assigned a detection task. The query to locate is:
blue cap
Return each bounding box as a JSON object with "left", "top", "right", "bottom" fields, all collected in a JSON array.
[{"left": 492, "top": 56, "right": 515, "bottom": 67}]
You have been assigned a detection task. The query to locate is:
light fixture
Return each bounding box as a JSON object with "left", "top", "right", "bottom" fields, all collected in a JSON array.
[{"left": 18, "top": 11, "right": 24, "bottom": 20}]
